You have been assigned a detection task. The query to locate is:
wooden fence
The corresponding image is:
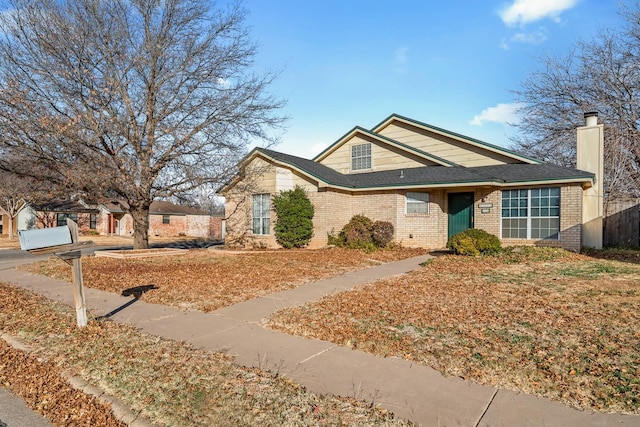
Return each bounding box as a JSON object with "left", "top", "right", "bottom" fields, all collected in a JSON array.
[{"left": 604, "top": 198, "right": 640, "bottom": 247}]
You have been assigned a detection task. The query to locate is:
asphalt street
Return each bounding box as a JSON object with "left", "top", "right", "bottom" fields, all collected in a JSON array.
[{"left": 0, "top": 249, "right": 47, "bottom": 270}]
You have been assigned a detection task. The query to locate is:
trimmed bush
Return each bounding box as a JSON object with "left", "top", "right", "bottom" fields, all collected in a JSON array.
[
  {"left": 372, "top": 220, "right": 394, "bottom": 247},
  {"left": 272, "top": 186, "right": 314, "bottom": 249},
  {"left": 341, "top": 214, "right": 374, "bottom": 248},
  {"left": 328, "top": 215, "right": 396, "bottom": 251},
  {"left": 447, "top": 228, "right": 501, "bottom": 256}
]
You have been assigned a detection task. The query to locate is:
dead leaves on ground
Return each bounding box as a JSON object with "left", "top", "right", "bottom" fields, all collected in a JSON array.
[
  {"left": 25, "top": 247, "right": 428, "bottom": 312},
  {"left": 0, "top": 283, "right": 414, "bottom": 426},
  {"left": 0, "top": 339, "right": 126, "bottom": 427},
  {"left": 269, "top": 248, "right": 640, "bottom": 414}
]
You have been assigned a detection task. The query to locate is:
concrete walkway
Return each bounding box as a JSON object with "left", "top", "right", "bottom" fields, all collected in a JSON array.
[{"left": 1, "top": 255, "right": 639, "bottom": 427}]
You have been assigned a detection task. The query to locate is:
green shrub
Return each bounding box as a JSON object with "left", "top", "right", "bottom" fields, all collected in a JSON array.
[
  {"left": 372, "top": 220, "right": 394, "bottom": 247},
  {"left": 327, "top": 229, "right": 344, "bottom": 246},
  {"left": 272, "top": 186, "right": 314, "bottom": 249},
  {"left": 447, "top": 228, "right": 501, "bottom": 256}
]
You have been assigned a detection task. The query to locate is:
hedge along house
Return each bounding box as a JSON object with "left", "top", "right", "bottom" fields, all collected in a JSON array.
[{"left": 222, "top": 113, "right": 603, "bottom": 251}]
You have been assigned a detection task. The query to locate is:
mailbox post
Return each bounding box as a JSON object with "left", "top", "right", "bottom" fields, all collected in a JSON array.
[{"left": 19, "top": 220, "right": 93, "bottom": 327}]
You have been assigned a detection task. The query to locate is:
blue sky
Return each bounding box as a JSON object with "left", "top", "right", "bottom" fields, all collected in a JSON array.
[{"left": 236, "top": 0, "right": 625, "bottom": 158}]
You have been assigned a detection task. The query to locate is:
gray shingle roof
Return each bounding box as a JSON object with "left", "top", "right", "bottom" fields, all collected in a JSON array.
[{"left": 257, "top": 148, "right": 593, "bottom": 189}]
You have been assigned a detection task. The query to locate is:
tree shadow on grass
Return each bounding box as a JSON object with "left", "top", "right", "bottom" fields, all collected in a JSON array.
[{"left": 96, "top": 284, "right": 159, "bottom": 320}]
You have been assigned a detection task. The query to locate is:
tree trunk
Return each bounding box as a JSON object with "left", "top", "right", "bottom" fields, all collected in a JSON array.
[
  {"left": 130, "top": 206, "right": 150, "bottom": 249},
  {"left": 7, "top": 214, "right": 15, "bottom": 240}
]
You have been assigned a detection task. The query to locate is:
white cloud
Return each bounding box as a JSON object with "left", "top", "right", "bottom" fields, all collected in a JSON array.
[
  {"left": 470, "top": 103, "right": 523, "bottom": 126},
  {"left": 499, "top": 0, "right": 578, "bottom": 26},
  {"left": 511, "top": 30, "right": 548, "bottom": 44},
  {"left": 500, "top": 29, "right": 548, "bottom": 49}
]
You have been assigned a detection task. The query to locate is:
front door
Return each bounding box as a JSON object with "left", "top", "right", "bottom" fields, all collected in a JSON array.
[{"left": 448, "top": 192, "right": 474, "bottom": 239}]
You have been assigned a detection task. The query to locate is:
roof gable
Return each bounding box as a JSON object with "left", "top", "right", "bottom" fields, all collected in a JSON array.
[
  {"left": 372, "top": 114, "right": 541, "bottom": 166},
  {"left": 313, "top": 126, "right": 456, "bottom": 167}
]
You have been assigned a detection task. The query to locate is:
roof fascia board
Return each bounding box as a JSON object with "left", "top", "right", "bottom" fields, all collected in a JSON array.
[
  {"left": 312, "top": 126, "right": 363, "bottom": 161},
  {"left": 321, "top": 177, "right": 593, "bottom": 193},
  {"left": 369, "top": 131, "right": 458, "bottom": 166},
  {"left": 372, "top": 114, "right": 542, "bottom": 165},
  {"left": 251, "top": 150, "right": 329, "bottom": 187}
]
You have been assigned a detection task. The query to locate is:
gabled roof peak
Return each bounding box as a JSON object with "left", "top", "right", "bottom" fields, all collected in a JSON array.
[
  {"left": 312, "top": 124, "right": 457, "bottom": 167},
  {"left": 372, "top": 113, "right": 541, "bottom": 164}
]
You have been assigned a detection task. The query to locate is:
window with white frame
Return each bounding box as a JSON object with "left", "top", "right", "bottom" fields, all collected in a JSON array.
[
  {"left": 252, "top": 193, "right": 271, "bottom": 235},
  {"left": 501, "top": 187, "right": 560, "bottom": 240},
  {"left": 351, "top": 143, "right": 371, "bottom": 171},
  {"left": 406, "top": 192, "right": 430, "bottom": 214}
]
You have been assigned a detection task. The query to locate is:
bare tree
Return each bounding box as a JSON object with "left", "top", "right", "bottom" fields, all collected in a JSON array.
[
  {"left": 0, "top": 172, "right": 27, "bottom": 239},
  {"left": 0, "top": 168, "right": 56, "bottom": 238},
  {"left": 0, "top": 0, "right": 285, "bottom": 248},
  {"left": 511, "top": 2, "right": 640, "bottom": 198}
]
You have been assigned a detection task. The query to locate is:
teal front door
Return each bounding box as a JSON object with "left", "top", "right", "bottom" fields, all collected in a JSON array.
[{"left": 448, "top": 192, "right": 474, "bottom": 238}]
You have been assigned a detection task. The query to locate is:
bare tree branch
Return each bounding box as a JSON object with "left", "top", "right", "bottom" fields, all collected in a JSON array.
[
  {"left": 511, "top": 4, "right": 640, "bottom": 198},
  {"left": 0, "top": 0, "right": 286, "bottom": 248}
]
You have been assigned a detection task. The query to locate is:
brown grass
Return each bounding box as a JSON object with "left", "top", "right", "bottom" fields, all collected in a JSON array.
[
  {"left": 23, "top": 247, "right": 428, "bottom": 311},
  {"left": 268, "top": 247, "right": 640, "bottom": 414},
  {"left": 0, "top": 283, "right": 413, "bottom": 426}
]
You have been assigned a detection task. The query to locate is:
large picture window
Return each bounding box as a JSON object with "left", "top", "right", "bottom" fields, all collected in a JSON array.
[
  {"left": 501, "top": 188, "right": 560, "bottom": 240},
  {"left": 252, "top": 193, "right": 271, "bottom": 235},
  {"left": 406, "top": 192, "right": 430, "bottom": 214},
  {"left": 351, "top": 143, "right": 371, "bottom": 171}
]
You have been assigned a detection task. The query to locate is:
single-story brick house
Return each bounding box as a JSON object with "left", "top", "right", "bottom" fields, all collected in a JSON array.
[
  {"left": 13, "top": 200, "right": 224, "bottom": 240},
  {"left": 222, "top": 113, "right": 604, "bottom": 251},
  {"left": 100, "top": 200, "right": 223, "bottom": 239}
]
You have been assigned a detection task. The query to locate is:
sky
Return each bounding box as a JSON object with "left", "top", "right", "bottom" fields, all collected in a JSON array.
[{"left": 232, "top": 0, "right": 627, "bottom": 159}]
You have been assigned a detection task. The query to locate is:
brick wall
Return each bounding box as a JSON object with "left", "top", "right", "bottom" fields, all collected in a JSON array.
[
  {"left": 149, "top": 214, "right": 186, "bottom": 236},
  {"left": 225, "top": 166, "right": 586, "bottom": 251},
  {"left": 395, "top": 189, "right": 447, "bottom": 248}
]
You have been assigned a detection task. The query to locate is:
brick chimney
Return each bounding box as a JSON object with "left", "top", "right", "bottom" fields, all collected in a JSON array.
[{"left": 576, "top": 111, "right": 604, "bottom": 249}]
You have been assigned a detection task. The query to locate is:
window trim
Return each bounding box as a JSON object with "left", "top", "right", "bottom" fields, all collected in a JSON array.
[
  {"left": 252, "top": 193, "right": 271, "bottom": 235},
  {"left": 351, "top": 142, "right": 372, "bottom": 171},
  {"left": 501, "top": 187, "right": 560, "bottom": 240},
  {"left": 162, "top": 214, "right": 170, "bottom": 224},
  {"left": 405, "top": 192, "right": 430, "bottom": 214}
]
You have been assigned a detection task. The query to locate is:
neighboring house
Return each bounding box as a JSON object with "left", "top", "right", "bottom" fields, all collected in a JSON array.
[
  {"left": 21, "top": 200, "right": 100, "bottom": 233},
  {"left": 98, "top": 201, "right": 223, "bottom": 239},
  {"left": 16, "top": 200, "right": 224, "bottom": 240},
  {"left": 222, "top": 113, "right": 604, "bottom": 251}
]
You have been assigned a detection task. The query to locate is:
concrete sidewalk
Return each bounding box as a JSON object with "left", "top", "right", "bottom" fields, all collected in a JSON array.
[
  {"left": 0, "top": 387, "right": 54, "bottom": 427},
  {"left": 1, "top": 256, "right": 639, "bottom": 427}
]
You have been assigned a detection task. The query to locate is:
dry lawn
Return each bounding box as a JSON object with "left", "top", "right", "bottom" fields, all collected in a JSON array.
[
  {"left": 24, "top": 247, "right": 428, "bottom": 311},
  {"left": 268, "top": 247, "right": 640, "bottom": 414},
  {"left": 0, "top": 283, "right": 413, "bottom": 426}
]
